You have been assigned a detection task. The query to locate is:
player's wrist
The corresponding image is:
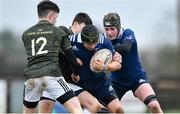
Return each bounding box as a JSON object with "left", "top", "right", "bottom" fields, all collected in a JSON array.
[{"left": 103, "top": 64, "right": 108, "bottom": 71}]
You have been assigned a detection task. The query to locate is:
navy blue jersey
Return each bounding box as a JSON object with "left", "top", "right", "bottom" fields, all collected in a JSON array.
[
  {"left": 69, "top": 33, "right": 118, "bottom": 105},
  {"left": 104, "top": 28, "right": 147, "bottom": 83},
  {"left": 69, "top": 33, "right": 115, "bottom": 81}
]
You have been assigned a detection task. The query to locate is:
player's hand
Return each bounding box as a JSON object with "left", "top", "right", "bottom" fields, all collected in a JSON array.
[
  {"left": 113, "top": 52, "right": 122, "bottom": 63},
  {"left": 76, "top": 58, "right": 83, "bottom": 66},
  {"left": 92, "top": 59, "right": 104, "bottom": 71},
  {"left": 71, "top": 73, "right": 80, "bottom": 83}
]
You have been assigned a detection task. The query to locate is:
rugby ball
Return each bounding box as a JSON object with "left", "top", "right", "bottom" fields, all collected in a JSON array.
[{"left": 90, "top": 49, "right": 112, "bottom": 73}]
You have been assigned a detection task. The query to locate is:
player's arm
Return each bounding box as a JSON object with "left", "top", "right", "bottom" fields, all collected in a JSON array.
[
  {"left": 93, "top": 59, "right": 121, "bottom": 72},
  {"left": 105, "top": 52, "right": 122, "bottom": 71},
  {"left": 114, "top": 39, "right": 132, "bottom": 57},
  {"left": 113, "top": 51, "right": 122, "bottom": 63},
  {"left": 103, "top": 38, "right": 122, "bottom": 71},
  {"left": 114, "top": 29, "right": 135, "bottom": 57},
  {"left": 92, "top": 51, "right": 121, "bottom": 72},
  {"left": 62, "top": 35, "right": 81, "bottom": 75},
  {"left": 105, "top": 61, "right": 121, "bottom": 71},
  {"left": 71, "top": 58, "right": 82, "bottom": 83}
]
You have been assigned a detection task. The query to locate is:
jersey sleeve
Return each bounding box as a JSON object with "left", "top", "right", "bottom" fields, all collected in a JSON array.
[
  {"left": 61, "top": 35, "right": 72, "bottom": 51},
  {"left": 123, "top": 29, "right": 136, "bottom": 44},
  {"left": 22, "top": 31, "right": 26, "bottom": 47},
  {"left": 69, "top": 33, "right": 82, "bottom": 46},
  {"left": 55, "top": 27, "right": 72, "bottom": 52},
  {"left": 55, "top": 28, "right": 80, "bottom": 75},
  {"left": 114, "top": 29, "right": 135, "bottom": 57}
]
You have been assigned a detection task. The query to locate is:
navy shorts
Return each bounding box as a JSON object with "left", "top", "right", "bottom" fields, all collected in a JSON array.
[
  {"left": 110, "top": 74, "right": 149, "bottom": 100},
  {"left": 76, "top": 77, "right": 117, "bottom": 106}
]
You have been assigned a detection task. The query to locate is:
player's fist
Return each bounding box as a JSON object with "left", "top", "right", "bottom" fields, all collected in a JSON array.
[
  {"left": 71, "top": 73, "right": 80, "bottom": 82},
  {"left": 113, "top": 52, "right": 122, "bottom": 63},
  {"left": 91, "top": 59, "right": 104, "bottom": 72}
]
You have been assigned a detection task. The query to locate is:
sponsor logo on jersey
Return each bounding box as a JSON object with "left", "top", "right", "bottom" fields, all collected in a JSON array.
[
  {"left": 139, "top": 79, "right": 146, "bottom": 84},
  {"left": 126, "top": 35, "right": 133, "bottom": 40},
  {"left": 72, "top": 45, "right": 79, "bottom": 51}
]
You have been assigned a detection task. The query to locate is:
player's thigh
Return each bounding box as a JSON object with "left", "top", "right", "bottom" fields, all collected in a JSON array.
[
  {"left": 39, "top": 85, "right": 57, "bottom": 113},
  {"left": 23, "top": 105, "right": 37, "bottom": 113},
  {"left": 23, "top": 78, "right": 42, "bottom": 103},
  {"left": 107, "top": 98, "right": 123, "bottom": 107},
  {"left": 94, "top": 83, "right": 118, "bottom": 106},
  {"left": 68, "top": 83, "right": 100, "bottom": 107},
  {"left": 63, "top": 96, "right": 82, "bottom": 112},
  {"left": 134, "top": 83, "right": 156, "bottom": 101},
  {"left": 38, "top": 99, "right": 55, "bottom": 113},
  {"left": 46, "top": 76, "right": 72, "bottom": 100},
  {"left": 47, "top": 79, "right": 82, "bottom": 112},
  {"left": 78, "top": 91, "right": 102, "bottom": 107},
  {"left": 41, "top": 90, "right": 55, "bottom": 101},
  {"left": 111, "top": 80, "right": 127, "bottom": 100}
]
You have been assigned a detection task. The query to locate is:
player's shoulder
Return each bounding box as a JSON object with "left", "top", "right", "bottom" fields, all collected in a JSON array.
[
  {"left": 120, "top": 28, "right": 135, "bottom": 40},
  {"left": 98, "top": 34, "right": 111, "bottom": 44},
  {"left": 22, "top": 29, "right": 29, "bottom": 36},
  {"left": 122, "top": 28, "right": 134, "bottom": 35},
  {"left": 22, "top": 25, "right": 36, "bottom": 37},
  {"left": 53, "top": 26, "right": 68, "bottom": 37},
  {"left": 59, "top": 25, "right": 68, "bottom": 30},
  {"left": 69, "top": 33, "right": 82, "bottom": 43},
  {"left": 59, "top": 25, "right": 72, "bottom": 36}
]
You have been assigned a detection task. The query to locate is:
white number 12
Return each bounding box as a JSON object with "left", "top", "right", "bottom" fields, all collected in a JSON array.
[{"left": 31, "top": 37, "right": 48, "bottom": 56}]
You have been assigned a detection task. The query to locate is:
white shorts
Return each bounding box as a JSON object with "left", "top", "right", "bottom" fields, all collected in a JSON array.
[
  {"left": 23, "top": 76, "right": 72, "bottom": 102},
  {"left": 41, "top": 83, "right": 83, "bottom": 100},
  {"left": 68, "top": 83, "right": 83, "bottom": 91}
]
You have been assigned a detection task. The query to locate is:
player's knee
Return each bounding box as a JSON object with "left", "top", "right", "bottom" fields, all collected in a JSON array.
[
  {"left": 108, "top": 101, "right": 124, "bottom": 113},
  {"left": 147, "top": 100, "right": 162, "bottom": 113},
  {"left": 108, "top": 104, "right": 123, "bottom": 113},
  {"left": 66, "top": 103, "right": 82, "bottom": 113},
  {"left": 144, "top": 95, "right": 162, "bottom": 112},
  {"left": 85, "top": 100, "right": 102, "bottom": 112},
  {"left": 144, "top": 95, "right": 158, "bottom": 105},
  {"left": 92, "top": 102, "right": 103, "bottom": 112},
  {"left": 115, "top": 105, "right": 124, "bottom": 113},
  {"left": 39, "top": 100, "right": 54, "bottom": 113}
]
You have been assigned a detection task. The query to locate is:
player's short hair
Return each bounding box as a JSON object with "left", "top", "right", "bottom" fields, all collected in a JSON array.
[
  {"left": 103, "top": 12, "right": 121, "bottom": 31},
  {"left": 72, "top": 12, "right": 93, "bottom": 25},
  {"left": 81, "top": 25, "right": 99, "bottom": 43},
  {"left": 37, "top": 0, "right": 60, "bottom": 17}
]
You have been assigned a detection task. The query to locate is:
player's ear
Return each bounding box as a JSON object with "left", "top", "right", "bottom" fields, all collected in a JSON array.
[
  {"left": 73, "top": 21, "right": 79, "bottom": 27},
  {"left": 47, "top": 12, "right": 53, "bottom": 20}
]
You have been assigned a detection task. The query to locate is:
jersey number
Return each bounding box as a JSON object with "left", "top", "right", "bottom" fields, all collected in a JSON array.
[{"left": 31, "top": 37, "right": 48, "bottom": 56}]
